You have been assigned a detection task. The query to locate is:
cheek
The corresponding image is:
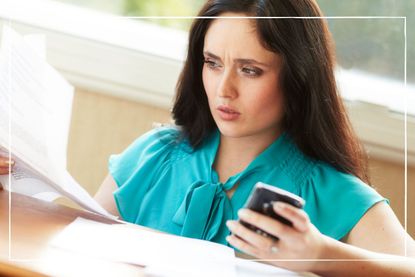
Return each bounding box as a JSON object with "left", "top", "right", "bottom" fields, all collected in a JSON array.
[{"left": 248, "top": 83, "right": 284, "bottom": 120}]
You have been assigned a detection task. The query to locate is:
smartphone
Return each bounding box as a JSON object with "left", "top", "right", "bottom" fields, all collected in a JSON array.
[{"left": 239, "top": 182, "right": 305, "bottom": 240}]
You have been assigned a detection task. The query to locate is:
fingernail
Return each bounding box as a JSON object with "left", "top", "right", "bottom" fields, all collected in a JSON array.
[
  {"left": 272, "top": 201, "right": 285, "bottom": 210},
  {"left": 226, "top": 220, "right": 236, "bottom": 229}
]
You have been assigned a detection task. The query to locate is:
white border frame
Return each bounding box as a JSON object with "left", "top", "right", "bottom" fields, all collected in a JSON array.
[{"left": 0, "top": 1, "right": 411, "bottom": 267}]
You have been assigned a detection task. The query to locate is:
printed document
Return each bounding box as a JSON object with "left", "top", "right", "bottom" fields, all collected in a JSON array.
[{"left": 0, "top": 26, "right": 112, "bottom": 217}]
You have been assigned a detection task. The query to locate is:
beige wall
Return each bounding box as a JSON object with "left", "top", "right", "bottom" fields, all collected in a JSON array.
[
  {"left": 66, "top": 88, "right": 415, "bottom": 237},
  {"left": 67, "top": 89, "right": 171, "bottom": 194}
]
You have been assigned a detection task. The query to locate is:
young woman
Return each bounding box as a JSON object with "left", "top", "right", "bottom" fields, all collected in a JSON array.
[{"left": 2, "top": 0, "right": 414, "bottom": 276}]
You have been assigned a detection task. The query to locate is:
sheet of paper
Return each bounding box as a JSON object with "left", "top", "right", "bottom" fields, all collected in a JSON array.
[
  {"left": 145, "top": 254, "right": 302, "bottom": 277},
  {"left": 234, "top": 257, "right": 301, "bottom": 276},
  {"left": 0, "top": 25, "right": 71, "bottom": 180},
  {"left": 0, "top": 26, "right": 113, "bottom": 218},
  {"left": 51, "top": 217, "right": 237, "bottom": 277}
]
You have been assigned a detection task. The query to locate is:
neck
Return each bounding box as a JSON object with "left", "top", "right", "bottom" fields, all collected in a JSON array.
[{"left": 214, "top": 128, "right": 282, "bottom": 174}]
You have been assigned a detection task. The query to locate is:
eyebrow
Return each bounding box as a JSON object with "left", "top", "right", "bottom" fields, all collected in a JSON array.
[{"left": 203, "top": 51, "right": 270, "bottom": 67}]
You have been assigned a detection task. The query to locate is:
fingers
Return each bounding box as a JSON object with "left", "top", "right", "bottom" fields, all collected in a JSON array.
[
  {"left": 226, "top": 220, "right": 274, "bottom": 251},
  {"left": 226, "top": 234, "right": 261, "bottom": 257},
  {"left": 0, "top": 157, "right": 14, "bottom": 175},
  {"left": 0, "top": 157, "right": 14, "bottom": 166},
  {"left": 273, "top": 202, "right": 310, "bottom": 232},
  {"left": 0, "top": 169, "right": 9, "bottom": 175},
  {"left": 237, "top": 209, "right": 290, "bottom": 239}
]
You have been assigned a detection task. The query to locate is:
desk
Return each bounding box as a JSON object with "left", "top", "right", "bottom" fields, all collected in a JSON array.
[{"left": 0, "top": 189, "right": 145, "bottom": 276}]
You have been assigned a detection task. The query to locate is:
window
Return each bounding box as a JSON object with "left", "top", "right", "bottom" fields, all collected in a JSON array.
[
  {"left": 54, "top": 0, "right": 204, "bottom": 30},
  {"left": 1, "top": 0, "right": 413, "bottom": 163},
  {"left": 55, "top": 0, "right": 413, "bottom": 85}
]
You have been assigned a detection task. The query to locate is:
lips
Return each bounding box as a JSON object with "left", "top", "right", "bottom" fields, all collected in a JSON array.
[
  {"left": 217, "top": 105, "right": 240, "bottom": 121},
  {"left": 218, "top": 105, "right": 239, "bottom": 114}
]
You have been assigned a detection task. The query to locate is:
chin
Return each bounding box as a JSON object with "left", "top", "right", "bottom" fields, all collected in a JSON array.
[
  {"left": 216, "top": 123, "right": 250, "bottom": 138},
  {"left": 216, "top": 120, "right": 282, "bottom": 141}
]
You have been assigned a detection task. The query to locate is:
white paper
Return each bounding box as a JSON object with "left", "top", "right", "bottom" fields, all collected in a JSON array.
[
  {"left": 23, "top": 34, "right": 46, "bottom": 60},
  {"left": 52, "top": 218, "right": 303, "bottom": 277},
  {"left": 51, "top": 217, "right": 237, "bottom": 277},
  {"left": 0, "top": 26, "right": 113, "bottom": 218},
  {"left": 234, "top": 257, "right": 301, "bottom": 276}
]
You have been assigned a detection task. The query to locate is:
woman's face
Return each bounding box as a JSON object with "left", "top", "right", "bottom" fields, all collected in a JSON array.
[{"left": 202, "top": 12, "right": 285, "bottom": 140}]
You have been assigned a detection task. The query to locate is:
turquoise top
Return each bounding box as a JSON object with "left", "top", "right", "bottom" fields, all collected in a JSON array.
[{"left": 110, "top": 127, "right": 386, "bottom": 246}]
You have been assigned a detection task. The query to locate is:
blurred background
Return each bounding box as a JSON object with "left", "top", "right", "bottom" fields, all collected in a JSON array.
[
  {"left": 54, "top": 0, "right": 414, "bottom": 82},
  {"left": 0, "top": 0, "right": 414, "bottom": 238}
]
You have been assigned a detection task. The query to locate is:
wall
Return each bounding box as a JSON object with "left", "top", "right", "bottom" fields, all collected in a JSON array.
[{"left": 65, "top": 88, "right": 415, "bottom": 238}]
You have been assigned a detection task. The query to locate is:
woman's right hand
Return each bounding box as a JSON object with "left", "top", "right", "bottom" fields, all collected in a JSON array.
[{"left": 0, "top": 156, "right": 14, "bottom": 175}]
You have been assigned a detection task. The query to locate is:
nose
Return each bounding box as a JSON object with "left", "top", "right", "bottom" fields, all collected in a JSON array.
[{"left": 217, "top": 69, "right": 238, "bottom": 99}]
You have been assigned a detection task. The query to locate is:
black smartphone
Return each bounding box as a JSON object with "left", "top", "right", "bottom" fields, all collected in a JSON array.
[{"left": 239, "top": 182, "right": 305, "bottom": 240}]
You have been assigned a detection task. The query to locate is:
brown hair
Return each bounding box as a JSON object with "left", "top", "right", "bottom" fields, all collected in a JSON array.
[{"left": 172, "top": 0, "right": 370, "bottom": 184}]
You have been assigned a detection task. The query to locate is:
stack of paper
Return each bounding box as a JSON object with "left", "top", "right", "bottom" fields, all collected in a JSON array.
[{"left": 0, "top": 26, "right": 112, "bottom": 218}]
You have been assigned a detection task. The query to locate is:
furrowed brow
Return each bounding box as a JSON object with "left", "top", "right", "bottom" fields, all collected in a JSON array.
[
  {"left": 203, "top": 51, "right": 222, "bottom": 61},
  {"left": 234, "top": 58, "right": 269, "bottom": 67},
  {"left": 203, "top": 51, "right": 270, "bottom": 67}
]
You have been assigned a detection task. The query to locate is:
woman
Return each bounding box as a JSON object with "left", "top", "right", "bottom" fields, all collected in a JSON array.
[{"left": 2, "top": 0, "right": 414, "bottom": 275}]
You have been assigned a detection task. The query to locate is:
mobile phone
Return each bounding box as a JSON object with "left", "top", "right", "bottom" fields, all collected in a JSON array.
[{"left": 239, "top": 182, "right": 305, "bottom": 240}]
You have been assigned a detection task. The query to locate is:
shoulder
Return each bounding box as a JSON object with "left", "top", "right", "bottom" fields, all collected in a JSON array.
[
  {"left": 280, "top": 136, "right": 372, "bottom": 193},
  {"left": 307, "top": 160, "right": 377, "bottom": 195},
  {"left": 109, "top": 125, "right": 192, "bottom": 179},
  {"left": 302, "top": 159, "right": 383, "bottom": 208},
  {"left": 278, "top": 138, "right": 386, "bottom": 240},
  {"left": 301, "top": 161, "right": 386, "bottom": 240},
  {"left": 121, "top": 125, "right": 191, "bottom": 157},
  {"left": 133, "top": 125, "right": 182, "bottom": 148}
]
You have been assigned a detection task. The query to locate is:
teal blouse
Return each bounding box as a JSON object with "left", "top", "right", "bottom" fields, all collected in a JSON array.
[{"left": 110, "top": 126, "right": 386, "bottom": 246}]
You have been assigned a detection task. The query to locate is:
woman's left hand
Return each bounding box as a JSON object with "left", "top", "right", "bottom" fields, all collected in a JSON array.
[{"left": 226, "top": 201, "right": 328, "bottom": 272}]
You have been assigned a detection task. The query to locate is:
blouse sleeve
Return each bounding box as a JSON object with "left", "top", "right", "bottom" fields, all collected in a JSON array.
[
  {"left": 109, "top": 127, "right": 179, "bottom": 222},
  {"left": 300, "top": 163, "right": 388, "bottom": 240}
]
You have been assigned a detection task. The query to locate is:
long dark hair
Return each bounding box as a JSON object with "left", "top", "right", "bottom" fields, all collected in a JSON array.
[{"left": 172, "top": 0, "right": 370, "bottom": 183}]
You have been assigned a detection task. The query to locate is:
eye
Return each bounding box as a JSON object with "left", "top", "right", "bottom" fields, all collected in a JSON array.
[
  {"left": 241, "top": 67, "right": 262, "bottom": 77},
  {"left": 203, "top": 58, "right": 221, "bottom": 70}
]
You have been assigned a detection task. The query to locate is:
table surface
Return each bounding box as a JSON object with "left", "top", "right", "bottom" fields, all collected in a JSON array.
[
  {"left": 0, "top": 188, "right": 145, "bottom": 276},
  {"left": 0, "top": 189, "right": 316, "bottom": 277}
]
